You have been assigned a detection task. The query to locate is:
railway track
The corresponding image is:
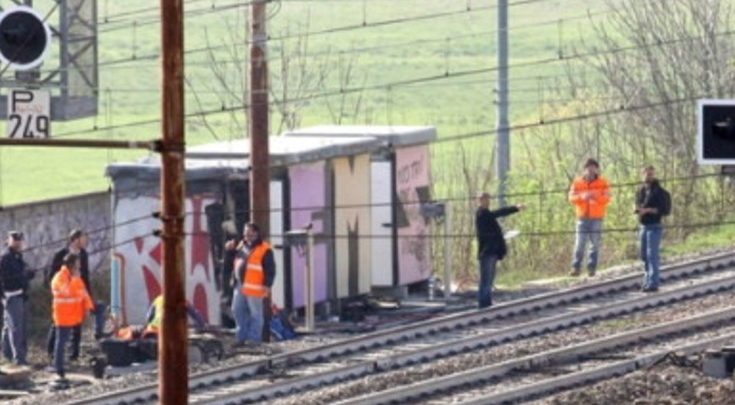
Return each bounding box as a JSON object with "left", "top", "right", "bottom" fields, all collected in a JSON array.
[
  {"left": 69, "top": 251, "right": 735, "bottom": 405},
  {"left": 345, "top": 307, "right": 735, "bottom": 405}
]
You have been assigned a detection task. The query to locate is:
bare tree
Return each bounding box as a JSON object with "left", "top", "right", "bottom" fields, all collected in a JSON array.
[
  {"left": 321, "top": 50, "right": 369, "bottom": 125},
  {"left": 599, "top": 0, "right": 735, "bottom": 234},
  {"left": 189, "top": 11, "right": 367, "bottom": 137},
  {"left": 545, "top": 0, "right": 735, "bottom": 237}
]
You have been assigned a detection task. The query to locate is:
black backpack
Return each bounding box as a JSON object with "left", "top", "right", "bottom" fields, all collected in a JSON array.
[{"left": 659, "top": 187, "right": 672, "bottom": 216}]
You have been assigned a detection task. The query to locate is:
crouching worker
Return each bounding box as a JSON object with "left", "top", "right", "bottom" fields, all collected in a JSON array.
[
  {"left": 142, "top": 294, "right": 207, "bottom": 338},
  {"left": 104, "top": 297, "right": 208, "bottom": 367},
  {"left": 50, "top": 253, "right": 93, "bottom": 379}
]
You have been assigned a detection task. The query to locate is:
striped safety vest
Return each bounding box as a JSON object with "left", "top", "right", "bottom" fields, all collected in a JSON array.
[{"left": 240, "top": 242, "right": 271, "bottom": 298}]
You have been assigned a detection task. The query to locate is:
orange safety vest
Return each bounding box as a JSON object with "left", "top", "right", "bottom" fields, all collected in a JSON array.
[
  {"left": 240, "top": 242, "right": 271, "bottom": 298},
  {"left": 568, "top": 176, "right": 611, "bottom": 220},
  {"left": 51, "top": 266, "right": 93, "bottom": 327}
]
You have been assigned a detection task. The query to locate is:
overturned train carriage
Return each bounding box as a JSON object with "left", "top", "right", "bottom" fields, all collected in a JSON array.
[{"left": 105, "top": 126, "right": 436, "bottom": 325}]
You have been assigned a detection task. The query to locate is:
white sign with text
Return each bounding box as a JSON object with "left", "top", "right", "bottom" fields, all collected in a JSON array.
[{"left": 6, "top": 89, "right": 50, "bottom": 138}]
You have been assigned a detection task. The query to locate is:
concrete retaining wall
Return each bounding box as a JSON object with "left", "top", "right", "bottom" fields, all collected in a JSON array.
[{"left": 0, "top": 191, "right": 113, "bottom": 278}]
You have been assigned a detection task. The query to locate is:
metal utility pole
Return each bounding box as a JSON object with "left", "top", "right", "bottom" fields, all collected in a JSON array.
[
  {"left": 443, "top": 204, "right": 452, "bottom": 300},
  {"left": 250, "top": 0, "right": 270, "bottom": 236},
  {"left": 243, "top": 9, "right": 251, "bottom": 139},
  {"left": 159, "top": 0, "right": 187, "bottom": 403},
  {"left": 495, "top": 0, "right": 510, "bottom": 206}
]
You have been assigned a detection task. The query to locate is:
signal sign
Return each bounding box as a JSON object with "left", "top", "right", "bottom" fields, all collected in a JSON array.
[
  {"left": 697, "top": 99, "right": 735, "bottom": 165},
  {"left": 6, "top": 89, "right": 50, "bottom": 139},
  {"left": 0, "top": 6, "right": 51, "bottom": 71}
]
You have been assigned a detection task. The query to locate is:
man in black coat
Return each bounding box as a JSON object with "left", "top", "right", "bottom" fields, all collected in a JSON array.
[
  {"left": 46, "top": 229, "right": 94, "bottom": 361},
  {"left": 634, "top": 166, "right": 668, "bottom": 292},
  {"left": 475, "top": 193, "right": 524, "bottom": 308},
  {"left": 0, "top": 231, "right": 32, "bottom": 365}
]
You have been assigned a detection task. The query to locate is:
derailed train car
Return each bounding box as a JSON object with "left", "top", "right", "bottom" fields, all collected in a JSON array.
[{"left": 105, "top": 126, "right": 436, "bottom": 325}]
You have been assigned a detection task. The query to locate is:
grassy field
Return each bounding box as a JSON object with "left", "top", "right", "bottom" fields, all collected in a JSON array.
[
  {"left": 3, "top": 0, "right": 731, "bottom": 282},
  {"left": 0, "top": 0, "right": 612, "bottom": 205}
]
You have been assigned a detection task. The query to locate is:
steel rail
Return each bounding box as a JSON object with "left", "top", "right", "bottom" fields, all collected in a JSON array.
[
  {"left": 68, "top": 251, "right": 735, "bottom": 405},
  {"left": 458, "top": 331, "right": 735, "bottom": 405},
  {"left": 193, "top": 271, "right": 735, "bottom": 404},
  {"left": 338, "top": 307, "right": 735, "bottom": 404}
]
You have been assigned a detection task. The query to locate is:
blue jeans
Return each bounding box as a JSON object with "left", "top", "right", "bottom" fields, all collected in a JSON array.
[
  {"left": 92, "top": 301, "right": 107, "bottom": 337},
  {"left": 54, "top": 327, "right": 73, "bottom": 377},
  {"left": 47, "top": 301, "right": 107, "bottom": 358},
  {"left": 572, "top": 219, "right": 602, "bottom": 271},
  {"left": 231, "top": 290, "right": 264, "bottom": 343},
  {"left": 478, "top": 255, "right": 498, "bottom": 308},
  {"left": 640, "top": 224, "right": 663, "bottom": 289},
  {"left": 2, "top": 296, "right": 26, "bottom": 365}
]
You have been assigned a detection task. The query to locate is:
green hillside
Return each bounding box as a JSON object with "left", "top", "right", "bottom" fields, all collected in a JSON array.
[{"left": 0, "top": 0, "right": 609, "bottom": 205}]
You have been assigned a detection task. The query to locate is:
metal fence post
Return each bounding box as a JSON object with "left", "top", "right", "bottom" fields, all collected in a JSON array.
[
  {"left": 443, "top": 202, "right": 452, "bottom": 300},
  {"left": 305, "top": 228, "right": 315, "bottom": 332}
]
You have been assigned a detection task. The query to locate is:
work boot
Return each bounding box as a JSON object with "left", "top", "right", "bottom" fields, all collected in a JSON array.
[
  {"left": 587, "top": 268, "right": 596, "bottom": 277},
  {"left": 51, "top": 375, "right": 70, "bottom": 391},
  {"left": 569, "top": 268, "right": 581, "bottom": 277}
]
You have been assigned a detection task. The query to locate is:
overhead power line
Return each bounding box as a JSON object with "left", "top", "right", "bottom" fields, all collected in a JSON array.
[
  {"left": 82, "top": 8, "right": 613, "bottom": 74},
  {"left": 101, "top": 0, "right": 426, "bottom": 26},
  {"left": 99, "top": 0, "right": 263, "bottom": 33},
  {"left": 96, "top": 0, "right": 545, "bottom": 39},
  {"left": 183, "top": 218, "right": 735, "bottom": 240},
  {"left": 433, "top": 94, "right": 702, "bottom": 145},
  {"left": 51, "top": 28, "right": 735, "bottom": 139},
  {"left": 11, "top": 171, "right": 729, "bottom": 257}
]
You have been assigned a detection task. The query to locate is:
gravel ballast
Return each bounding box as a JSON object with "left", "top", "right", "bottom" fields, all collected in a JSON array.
[
  {"left": 8, "top": 246, "right": 735, "bottom": 404},
  {"left": 538, "top": 364, "right": 735, "bottom": 405},
  {"left": 272, "top": 292, "right": 735, "bottom": 405}
]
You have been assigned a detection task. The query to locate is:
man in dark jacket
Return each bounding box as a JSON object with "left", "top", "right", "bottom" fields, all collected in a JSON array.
[
  {"left": 47, "top": 229, "right": 102, "bottom": 361},
  {"left": 635, "top": 166, "right": 667, "bottom": 292},
  {"left": 0, "top": 231, "right": 32, "bottom": 365},
  {"left": 475, "top": 193, "right": 524, "bottom": 308},
  {"left": 48, "top": 230, "right": 90, "bottom": 294}
]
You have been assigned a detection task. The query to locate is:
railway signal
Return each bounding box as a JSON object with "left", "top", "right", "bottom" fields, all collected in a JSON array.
[
  {"left": 697, "top": 99, "right": 735, "bottom": 166},
  {"left": 0, "top": 2, "right": 98, "bottom": 120},
  {"left": 0, "top": 6, "right": 51, "bottom": 71}
]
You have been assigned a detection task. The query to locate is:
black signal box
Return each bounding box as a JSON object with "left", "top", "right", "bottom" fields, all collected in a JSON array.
[{"left": 698, "top": 100, "right": 735, "bottom": 165}]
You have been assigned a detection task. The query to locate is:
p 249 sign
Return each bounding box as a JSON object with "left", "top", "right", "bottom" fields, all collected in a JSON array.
[{"left": 6, "top": 89, "right": 50, "bottom": 138}]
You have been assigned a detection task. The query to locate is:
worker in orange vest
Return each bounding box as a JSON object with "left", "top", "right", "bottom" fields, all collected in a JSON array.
[
  {"left": 225, "top": 223, "right": 276, "bottom": 346},
  {"left": 50, "top": 253, "right": 93, "bottom": 379},
  {"left": 568, "top": 158, "right": 611, "bottom": 277}
]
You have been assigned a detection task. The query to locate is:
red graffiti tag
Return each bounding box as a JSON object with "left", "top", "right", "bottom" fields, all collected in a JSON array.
[{"left": 135, "top": 237, "right": 162, "bottom": 303}]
